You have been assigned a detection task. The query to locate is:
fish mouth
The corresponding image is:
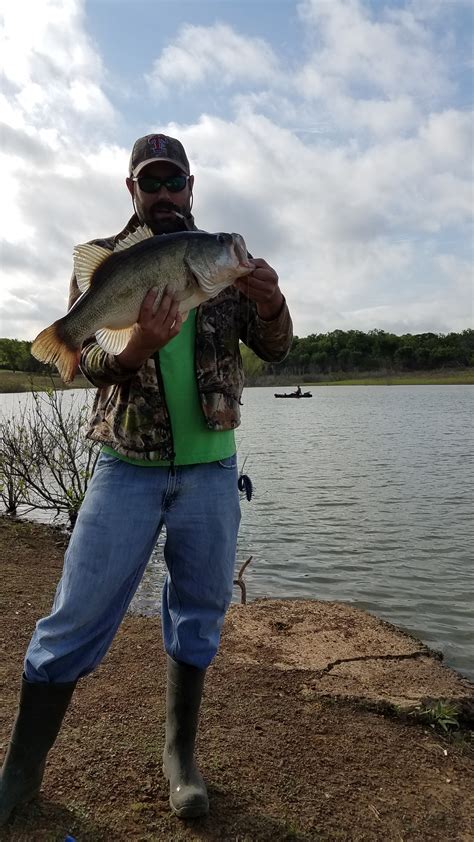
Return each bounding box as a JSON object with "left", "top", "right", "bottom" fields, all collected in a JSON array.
[{"left": 232, "top": 234, "right": 253, "bottom": 270}]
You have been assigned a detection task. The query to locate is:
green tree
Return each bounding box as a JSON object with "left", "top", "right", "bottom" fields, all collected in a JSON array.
[{"left": 240, "top": 344, "right": 266, "bottom": 378}]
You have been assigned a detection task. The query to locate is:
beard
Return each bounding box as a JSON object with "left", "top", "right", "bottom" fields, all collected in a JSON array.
[
  {"left": 150, "top": 216, "right": 186, "bottom": 234},
  {"left": 138, "top": 199, "right": 190, "bottom": 234}
]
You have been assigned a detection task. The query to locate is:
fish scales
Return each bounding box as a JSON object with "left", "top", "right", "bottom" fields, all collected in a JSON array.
[
  {"left": 68, "top": 237, "right": 192, "bottom": 338},
  {"left": 31, "top": 228, "right": 252, "bottom": 383}
]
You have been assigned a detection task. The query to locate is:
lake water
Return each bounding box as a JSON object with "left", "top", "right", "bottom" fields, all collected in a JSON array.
[{"left": 1, "top": 386, "right": 473, "bottom": 680}]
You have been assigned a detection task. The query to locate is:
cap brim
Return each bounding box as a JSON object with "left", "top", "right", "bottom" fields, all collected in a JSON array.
[{"left": 132, "top": 157, "right": 189, "bottom": 176}]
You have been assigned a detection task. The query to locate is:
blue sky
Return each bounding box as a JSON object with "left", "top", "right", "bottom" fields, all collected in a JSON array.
[
  {"left": 84, "top": 0, "right": 316, "bottom": 144},
  {"left": 1, "top": 0, "right": 472, "bottom": 340}
]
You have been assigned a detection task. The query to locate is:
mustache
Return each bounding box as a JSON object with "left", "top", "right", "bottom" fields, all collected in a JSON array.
[{"left": 151, "top": 200, "right": 182, "bottom": 215}]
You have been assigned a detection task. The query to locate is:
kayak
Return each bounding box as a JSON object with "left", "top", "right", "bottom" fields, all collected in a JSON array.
[{"left": 274, "top": 392, "right": 312, "bottom": 398}]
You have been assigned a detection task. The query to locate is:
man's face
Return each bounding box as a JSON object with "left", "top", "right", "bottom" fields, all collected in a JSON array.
[{"left": 126, "top": 161, "right": 194, "bottom": 234}]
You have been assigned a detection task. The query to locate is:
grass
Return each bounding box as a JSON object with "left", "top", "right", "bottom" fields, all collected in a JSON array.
[
  {"left": 254, "top": 367, "right": 474, "bottom": 388},
  {"left": 0, "top": 367, "right": 473, "bottom": 394},
  {"left": 0, "top": 369, "right": 90, "bottom": 393},
  {"left": 309, "top": 368, "right": 474, "bottom": 386}
]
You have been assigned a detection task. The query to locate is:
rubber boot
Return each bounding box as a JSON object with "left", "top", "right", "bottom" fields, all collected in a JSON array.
[
  {"left": 0, "top": 675, "right": 76, "bottom": 826},
  {"left": 162, "top": 656, "right": 209, "bottom": 818}
]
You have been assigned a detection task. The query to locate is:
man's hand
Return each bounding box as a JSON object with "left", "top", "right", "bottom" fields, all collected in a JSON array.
[
  {"left": 117, "top": 287, "right": 183, "bottom": 370},
  {"left": 234, "top": 258, "right": 284, "bottom": 321}
]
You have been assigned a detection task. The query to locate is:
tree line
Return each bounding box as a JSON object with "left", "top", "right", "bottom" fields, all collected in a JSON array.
[
  {"left": 0, "top": 339, "right": 46, "bottom": 373},
  {"left": 241, "top": 328, "right": 474, "bottom": 377},
  {"left": 1, "top": 329, "right": 473, "bottom": 379}
]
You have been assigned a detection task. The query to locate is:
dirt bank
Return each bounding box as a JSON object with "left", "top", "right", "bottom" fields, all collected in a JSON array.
[{"left": 1, "top": 516, "right": 473, "bottom": 841}]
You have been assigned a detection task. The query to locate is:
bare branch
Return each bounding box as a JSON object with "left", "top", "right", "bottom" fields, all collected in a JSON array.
[
  {"left": 233, "top": 556, "right": 253, "bottom": 605},
  {"left": 0, "top": 389, "right": 100, "bottom": 527}
]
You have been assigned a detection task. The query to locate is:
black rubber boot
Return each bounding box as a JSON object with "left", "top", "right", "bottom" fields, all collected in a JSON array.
[
  {"left": 0, "top": 675, "right": 76, "bottom": 826},
  {"left": 162, "top": 656, "right": 209, "bottom": 819}
]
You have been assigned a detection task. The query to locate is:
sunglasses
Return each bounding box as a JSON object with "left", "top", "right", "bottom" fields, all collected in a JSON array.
[{"left": 132, "top": 174, "right": 189, "bottom": 193}]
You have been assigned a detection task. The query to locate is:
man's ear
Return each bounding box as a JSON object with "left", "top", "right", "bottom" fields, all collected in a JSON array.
[
  {"left": 188, "top": 175, "right": 195, "bottom": 191},
  {"left": 126, "top": 177, "right": 134, "bottom": 197}
]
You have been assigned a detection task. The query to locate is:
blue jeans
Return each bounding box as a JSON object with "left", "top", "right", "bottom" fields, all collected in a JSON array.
[{"left": 24, "top": 451, "right": 241, "bottom": 682}]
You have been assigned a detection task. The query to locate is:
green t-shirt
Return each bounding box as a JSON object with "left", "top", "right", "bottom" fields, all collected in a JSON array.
[{"left": 103, "top": 309, "right": 235, "bottom": 466}]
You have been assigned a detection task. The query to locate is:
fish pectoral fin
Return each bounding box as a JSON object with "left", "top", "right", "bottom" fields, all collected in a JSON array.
[
  {"left": 95, "top": 325, "right": 135, "bottom": 355},
  {"left": 113, "top": 224, "right": 154, "bottom": 252},
  {"left": 176, "top": 288, "right": 209, "bottom": 312},
  {"left": 173, "top": 288, "right": 194, "bottom": 302},
  {"left": 74, "top": 244, "right": 113, "bottom": 293}
]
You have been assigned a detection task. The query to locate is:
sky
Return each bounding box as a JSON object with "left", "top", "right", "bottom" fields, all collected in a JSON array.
[{"left": 0, "top": 0, "right": 473, "bottom": 341}]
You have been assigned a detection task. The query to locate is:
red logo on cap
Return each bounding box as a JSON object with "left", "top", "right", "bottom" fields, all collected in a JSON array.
[{"left": 148, "top": 135, "right": 167, "bottom": 154}]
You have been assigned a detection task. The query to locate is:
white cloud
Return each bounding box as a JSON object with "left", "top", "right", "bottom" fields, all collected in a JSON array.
[
  {"left": 0, "top": 1, "right": 472, "bottom": 341},
  {"left": 297, "top": 0, "right": 452, "bottom": 100},
  {"left": 1, "top": 0, "right": 100, "bottom": 83},
  {"left": 419, "top": 109, "right": 473, "bottom": 169},
  {"left": 167, "top": 107, "right": 472, "bottom": 335},
  {"left": 0, "top": 0, "right": 114, "bottom": 131},
  {"left": 0, "top": 0, "right": 124, "bottom": 340},
  {"left": 146, "top": 23, "right": 281, "bottom": 97},
  {"left": 338, "top": 95, "right": 420, "bottom": 138}
]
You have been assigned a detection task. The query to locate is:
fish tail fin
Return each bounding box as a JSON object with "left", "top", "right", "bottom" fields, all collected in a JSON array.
[{"left": 31, "top": 321, "right": 80, "bottom": 383}]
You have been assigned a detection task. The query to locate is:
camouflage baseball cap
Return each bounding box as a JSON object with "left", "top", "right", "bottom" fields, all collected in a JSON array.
[{"left": 129, "top": 134, "right": 190, "bottom": 177}]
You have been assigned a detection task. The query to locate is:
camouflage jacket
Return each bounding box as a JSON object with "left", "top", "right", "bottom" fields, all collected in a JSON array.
[{"left": 68, "top": 214, "right": 293, "bottom": 462}]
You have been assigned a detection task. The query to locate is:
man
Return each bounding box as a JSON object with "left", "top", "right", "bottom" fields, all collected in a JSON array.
[{"left": 0, "top": 134, "right": 293, "bottom": 823}]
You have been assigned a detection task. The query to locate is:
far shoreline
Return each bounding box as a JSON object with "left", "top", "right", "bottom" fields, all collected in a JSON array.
[{"left": 0, "top": 366, "right": 473, "bottom": 394}]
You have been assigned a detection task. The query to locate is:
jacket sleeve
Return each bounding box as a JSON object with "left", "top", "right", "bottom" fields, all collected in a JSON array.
[
  {"left": 238, "top": 292, "right": 293, "bottom": 362},
  {"left": 67, "top": 270, "right": 139, "bottom": 388}
]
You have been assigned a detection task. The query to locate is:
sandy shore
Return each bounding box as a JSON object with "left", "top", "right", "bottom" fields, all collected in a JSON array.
[{"left": 1, "top": 516, "right": 473, "bottom": 841}]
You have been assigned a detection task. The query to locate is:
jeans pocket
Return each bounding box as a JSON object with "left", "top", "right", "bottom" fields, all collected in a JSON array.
[{"left": 217, "top": 453, "right": 237, "bottom": 470}]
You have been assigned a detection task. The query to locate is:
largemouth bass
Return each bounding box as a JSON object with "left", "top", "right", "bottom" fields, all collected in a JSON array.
[{"left": 31, "top": 225, "right": 253, "bottom": 383}]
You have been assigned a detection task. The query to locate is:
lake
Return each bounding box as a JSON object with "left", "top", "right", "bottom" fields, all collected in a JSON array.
[{"left": 1, "top": 385, "right": 473, "bottom": 680}]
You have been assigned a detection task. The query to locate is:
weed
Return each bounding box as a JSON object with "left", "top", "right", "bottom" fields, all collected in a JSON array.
[{"left": 409, "top": 700, "right": 460, "bottom": 732}]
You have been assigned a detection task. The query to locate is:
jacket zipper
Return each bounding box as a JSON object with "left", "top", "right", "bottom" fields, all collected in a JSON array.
[{"left": 194, "top": 307, "right": 202, "bottom": 421}]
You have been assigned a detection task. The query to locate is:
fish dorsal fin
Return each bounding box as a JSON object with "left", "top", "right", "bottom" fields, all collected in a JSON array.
[
  {"left": 95, "top": 326, "right": 135, "bottom": 355},
  {"left": 73, "top": 225, "right": 153, "bottom": 293},
  {"left": 113, "top": 224, "right": 154, "bottom": 253},
  {"left": 74, "top": 244, "right": 112, "bottom": 293}
]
